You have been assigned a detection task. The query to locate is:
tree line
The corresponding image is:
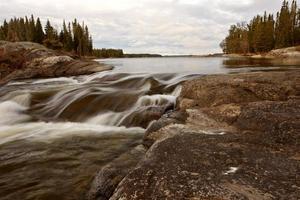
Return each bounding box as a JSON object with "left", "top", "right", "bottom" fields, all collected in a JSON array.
[
  {"left": 93, "top": 48, "right": 124, "bottom": 58},
  {"left": 221, "top": 0, "right": 300, "bottom": 54},
  {"left": 92, "top": 49, "right": 163, "bottom": 58},
  {"left": 0, "top": 15, "right": 93, "bottom": 56}
]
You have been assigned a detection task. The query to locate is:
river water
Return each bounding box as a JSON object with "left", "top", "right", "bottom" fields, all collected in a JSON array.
[{"left": 0, "top": 57, "right": 299, "bottom": 200}]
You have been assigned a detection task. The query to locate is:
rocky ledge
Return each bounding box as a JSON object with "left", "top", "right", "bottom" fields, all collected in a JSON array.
[
  {"left": 0, "top": 41, "right": 112, "bottom": 84},
  {"left": 88, "top": 70, "right": 300, "bottom": 200}
]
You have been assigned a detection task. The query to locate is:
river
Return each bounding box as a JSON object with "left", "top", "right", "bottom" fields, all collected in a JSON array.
[{"left": 0, "top": 57, "right": 299, "bottom": 200}]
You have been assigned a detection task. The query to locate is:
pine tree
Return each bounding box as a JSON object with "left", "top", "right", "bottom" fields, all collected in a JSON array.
[
  {"left": 265, "top": 14, "right": 275, "bottom": 51},
  {"left": 222, "top": 0, "right": 299, "bottom": 54},
  {"left": 275, "top": 0, "right": 292, "bottom": 48},
  {"left": 28, "top": 15, "right": 36, "bottom": 41},
  {"left": 6, "top": 19, "right": 19, "bottom": 42},
  {"left": 67, "top": 22, "right": 74, "bottom": 51},
  {"left": 295, "top": 8, "right": 300, "bottom": 44},
  {"left": 0, "top": 15, "right": 93, "bottom": 55},
  {"left": 35, "top": 18, "right": 44, "bottom": 43},
  {"left": 290, "top": 0, "right": 297, "bottom": 45},
  {"left": 44, "top": 20, "right": 55, "bottom": 39}
]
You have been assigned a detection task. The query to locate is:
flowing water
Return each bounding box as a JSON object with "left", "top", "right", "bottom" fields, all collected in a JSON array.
[{"left": 0, "top": 57, "right": 299, "bottom": 200}]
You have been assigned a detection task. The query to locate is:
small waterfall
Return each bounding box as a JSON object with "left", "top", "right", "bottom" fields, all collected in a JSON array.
[{"left": 0, "top": 71, "right": 200, "bottom": 142}]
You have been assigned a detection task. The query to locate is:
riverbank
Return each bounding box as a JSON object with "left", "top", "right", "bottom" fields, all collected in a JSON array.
[
  {"left": 88, "top": 70, "right": 300, "bottom": 199},
  {"left": 0, "top": 41, "right": 112, "bottom": 85},
  {"left": 225, "top": 45, "right": 300, "bottom": 59}
]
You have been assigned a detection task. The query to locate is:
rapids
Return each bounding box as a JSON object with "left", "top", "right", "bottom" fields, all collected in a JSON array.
[{"left": 0, "top": 60, "right": 202, "bottom": 199}]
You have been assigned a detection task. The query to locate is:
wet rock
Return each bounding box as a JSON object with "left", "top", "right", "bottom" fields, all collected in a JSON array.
[
  {"left": 121, "top": 103, "right": 174, "bottom": 129},
  {"left": 87, "top": 145, "right": 146, "bottom": 200},
  {"left": 0, "top": 41, "right": 112, "bottom": 84}
]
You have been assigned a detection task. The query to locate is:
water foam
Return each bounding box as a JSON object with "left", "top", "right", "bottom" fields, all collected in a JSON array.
[
  {"left": 136, "top": 94, "right": 177, "bottom": 107},
  {"left": 0, "top": 101, "right": 31, "bottom": 125},
  {"left": 87, "top": 112, "right": 124, "bottom": 126},
  {"left": 0, "top": 121, "right": 145, "bottom": 145}
]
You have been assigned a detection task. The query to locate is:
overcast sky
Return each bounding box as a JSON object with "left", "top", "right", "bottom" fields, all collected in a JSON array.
[{"left": 0, "top": 0, "right": 298, "bottom": 54}]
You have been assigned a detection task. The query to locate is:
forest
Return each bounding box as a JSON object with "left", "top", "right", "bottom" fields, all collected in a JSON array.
[
  {"left": 93, "top": 48, "right": 124, "bottom": 58},
  {"left": 0, "top": 15, "right": 94, "bottom": 56},
  {"left": 221, "top": 0, "right": 300, "bottom": 54},
  {"left": 0, "top": 15, "right": 131, "bottom": 58}
]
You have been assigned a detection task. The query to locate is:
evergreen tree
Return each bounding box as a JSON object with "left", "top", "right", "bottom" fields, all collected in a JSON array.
[
  {"left": 6, "top": 19, "right": 19, "bottom": 42},
  {"left": 35, "top": 18, "right": 44, "bottom": 43},
  {"left": 2, "top": 20, "right": 9, "bottom": 39},
  {"left": 18, "top": 18, "right": 26, "bottom": 41},
  {"left": 290, "top": 0, "right": 297, "bottom": 45},
  {"left": 295, "top": 8, "right": 300, "bottom": 44},
  {"left": 275, "top": 0, "right": 292, "bottom": 48},
  {"left": 67, "top": 22, "right": 74, "bottom": 51},
  {"left": 24, "top": 16, "right": 31, "bottom": 41},
  {"left": 222, "top": 0, "right": 299, "bottom": 54},
  {"left": 44, "top": 20, "right": 55, "bottom": 39},
  {"left": 28, "top": 15, "right": 36, "bottom": 41},
  {"left": 0, "top": 15, "right": 94, "bottom": 55}
]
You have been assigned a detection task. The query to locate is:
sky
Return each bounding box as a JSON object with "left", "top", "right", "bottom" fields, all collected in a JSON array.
[{"left": 0, "top": 0, "right": 297, "bottom": 55}]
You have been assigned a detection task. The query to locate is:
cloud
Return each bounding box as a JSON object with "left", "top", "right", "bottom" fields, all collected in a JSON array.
[{"left": 0, "top": 0, "right": 296, "bottom": 54}]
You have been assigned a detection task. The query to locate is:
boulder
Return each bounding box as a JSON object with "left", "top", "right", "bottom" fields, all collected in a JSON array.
[
  {"left": 0, "top": 41, "right": 112, "bottom": 84},
  {"left": 180, "top": 71, "right": 299, "bottom": 108}
]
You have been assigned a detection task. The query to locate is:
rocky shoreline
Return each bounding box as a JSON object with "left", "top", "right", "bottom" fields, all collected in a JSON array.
[
  {"left": 88, "top": 70, "right": 300, "bottom": 200},
  {"left": 0, "top": 41, "right": 112, "bottom": 85},
  {"left": 225, "top": 45, "right": 300, "bottom": 59}
]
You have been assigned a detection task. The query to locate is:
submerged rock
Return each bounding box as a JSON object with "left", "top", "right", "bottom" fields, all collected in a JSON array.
[
  {"left": 0, "top": 41, "right": 112, "bottom": 84},
  {"left": 87, "top": 145, "right": 146, "bottom": 200}
]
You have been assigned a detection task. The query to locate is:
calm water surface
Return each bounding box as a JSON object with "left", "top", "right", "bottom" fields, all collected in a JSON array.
[{"left": 0, "top": 57, "right": 299, "bottom": 200}]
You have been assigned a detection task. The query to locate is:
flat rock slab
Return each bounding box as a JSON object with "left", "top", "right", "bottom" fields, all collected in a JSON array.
[{"left": 111, "top": 132, "right": 299, "bottom": 200}]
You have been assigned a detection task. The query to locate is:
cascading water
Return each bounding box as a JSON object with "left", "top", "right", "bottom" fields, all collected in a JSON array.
[{"left": 0, "top": 66, "right": 200, "bottom": 200}]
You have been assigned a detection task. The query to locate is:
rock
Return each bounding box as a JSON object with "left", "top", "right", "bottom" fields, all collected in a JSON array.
[
  {"left": 180, "top": 71, "right": 299, "bottom": 108},
  {"left": 178, "top": 98, "right": 197, "bottom": 110},
  {"left": 235, "top": 100, "right": 300, "bottom": 146},
  {"left": 119, "top": 105, "right": 174, "bottom": 129},
  {"left": 267, "top": 46, "right": 300, "bottom": 58},
  {"left": 107, "top": 70, "right": 300, "bottom": 200},
  {"left": 111, "top": 132, "right": 299, "bottom": 200},
  {"left": 87, "top": 145, "right": 146, "bottom": 200},
  {"left": 144, "top": 110, "right": 188, "bottom": 147},
  {"left": 0, "top": 41, "right": 112, "bottom": 84}
]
